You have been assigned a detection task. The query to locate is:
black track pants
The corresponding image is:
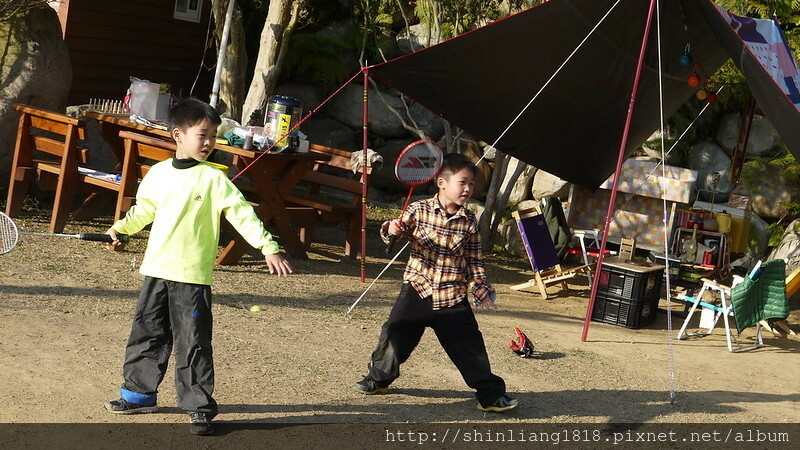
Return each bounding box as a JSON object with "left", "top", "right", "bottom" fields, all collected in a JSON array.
[
  {"left": 120, "top": 276, "right": 217, "bottom": 415},
  {"left": 368, "top": 283, "right": 506, "bottom": 407}
]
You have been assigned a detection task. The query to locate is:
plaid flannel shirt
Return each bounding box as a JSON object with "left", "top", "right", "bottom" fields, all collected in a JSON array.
[{"left": 388, "top": 196, "right": 495, "bottom": 310}]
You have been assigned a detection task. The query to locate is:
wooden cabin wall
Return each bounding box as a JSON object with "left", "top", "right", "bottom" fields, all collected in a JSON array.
[{"left": 62, "top": 0, "right": 215, "bottom": 106}]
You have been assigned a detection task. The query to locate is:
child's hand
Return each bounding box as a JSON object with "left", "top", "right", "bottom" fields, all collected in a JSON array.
[
  {"left": 104, "top": 228, "right": 126, "bottom": 252},
  {"left": 474, "top": 291, "right": 497, "bottom": 311},
  {"left": 387, "top": 219, "right": 404, "bottom": 236},
  {"left": 264, "top": 253, "right": 293, "bottom": 276}
]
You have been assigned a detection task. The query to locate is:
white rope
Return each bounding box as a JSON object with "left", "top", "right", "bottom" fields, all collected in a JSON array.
[
  {"left": 476, "top": 0, "right": 624, "bottom": 167},
  {"left": 345, "top": 241, "right": 409, "bottom": 317},
  {"left": 655, "top": 0, "right": 678, "bottom": 404},
  {"left": 346, "top": 0, "right": 624, "bottom": 317}
]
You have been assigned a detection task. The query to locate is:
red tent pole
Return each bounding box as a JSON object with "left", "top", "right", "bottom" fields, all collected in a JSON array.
[
  {"left": 360, "top": 67, "right": 369, "bottom": 282},
  {"left": 581, "top": 0, "right": 658, "bottom": 341}
]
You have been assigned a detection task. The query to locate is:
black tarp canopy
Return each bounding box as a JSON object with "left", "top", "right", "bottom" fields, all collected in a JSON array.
[{"left": 369, "top": 0, "right": 800, "bottom": 190}]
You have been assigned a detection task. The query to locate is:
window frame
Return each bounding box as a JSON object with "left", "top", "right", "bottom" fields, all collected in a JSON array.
[{"left": 173, "top": 0, "right": 202, "bottom": 23}]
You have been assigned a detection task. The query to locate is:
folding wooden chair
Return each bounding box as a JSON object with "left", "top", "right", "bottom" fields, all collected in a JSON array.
[
  {"left": 618, "top": 237, "right": 636, "bottom": 261},
  {"left": 510, "top": 207, "right": 591, "bottom": 299}
]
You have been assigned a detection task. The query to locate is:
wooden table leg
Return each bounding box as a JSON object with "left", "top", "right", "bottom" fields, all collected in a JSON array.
[{"left": 216, "top": 155, "right": 318, "bottom": 264}]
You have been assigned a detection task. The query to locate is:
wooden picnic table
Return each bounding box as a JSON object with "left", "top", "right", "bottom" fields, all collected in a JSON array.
[{"left": 84, "top": 111, "right": 329, "bottom": 262}]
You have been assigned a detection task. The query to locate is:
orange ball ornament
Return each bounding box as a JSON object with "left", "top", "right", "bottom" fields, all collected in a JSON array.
[
  {"left": 696, "top": 88, "right": 708, "bottom": 100},
  {"left": 687, "top": 74, "right": 700, "bottom": 87}
]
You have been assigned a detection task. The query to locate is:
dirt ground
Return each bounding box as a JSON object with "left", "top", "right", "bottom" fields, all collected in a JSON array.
[{"left": 1, "top": 210, "right": 799, "bottom": 430}]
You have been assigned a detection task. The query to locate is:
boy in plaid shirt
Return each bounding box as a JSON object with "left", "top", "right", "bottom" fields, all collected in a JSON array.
[{"left": 355, "top": 153, "right": 517, "bottom": 412}]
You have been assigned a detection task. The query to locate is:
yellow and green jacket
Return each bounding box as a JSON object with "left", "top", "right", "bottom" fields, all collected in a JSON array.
[{"left": 112, "top": 159, "right": 280, "bottom": 285}]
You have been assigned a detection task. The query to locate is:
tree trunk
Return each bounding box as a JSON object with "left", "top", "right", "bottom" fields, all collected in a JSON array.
[
  {"left": 241, "top": 0, "right": 304, "bottom": 125},
  {"left": 489, "top": 158, "right": 527, "bottom": 243},
  {"left": 0, "top": 6, "right": 71, "bottom": 181},
  {"left": 211, "top": 0, "right": 247, "bottom": 120},
  {"left": 479, "top": 153, "right": 510, "bottom": 251}
]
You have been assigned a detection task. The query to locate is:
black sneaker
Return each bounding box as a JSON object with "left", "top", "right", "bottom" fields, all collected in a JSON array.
[
  {"left": 189, "top": 412, "right": 215, "bottom": 436},
  {"left": 477, "top": 394, "right": 519, "bottom": 412},
  {"left": 105, "top": 398, "right": 158, "bottom": 415},
  {"left": 354, "top": 376, "right": 388, "bottom": 394}
]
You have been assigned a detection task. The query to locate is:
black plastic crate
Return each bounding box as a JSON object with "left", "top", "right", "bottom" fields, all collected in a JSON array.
[
  {"left": 597, "top": 264, "right": 663, "bottom": 300},
  {"left": 591, "top": 292, "right": 659, "bottom": 329}
]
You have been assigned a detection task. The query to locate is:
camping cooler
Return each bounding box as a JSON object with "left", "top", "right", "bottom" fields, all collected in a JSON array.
[{"left": 692, "top": 198, "right": 752, "bottom": 253}]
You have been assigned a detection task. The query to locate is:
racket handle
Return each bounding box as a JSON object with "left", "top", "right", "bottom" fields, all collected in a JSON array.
[
  {"left": 78, "top": 233, "right": 129, "bottom": 244},
  {"left": 385, "top": 235, "right": 397, "bottom": 255}
]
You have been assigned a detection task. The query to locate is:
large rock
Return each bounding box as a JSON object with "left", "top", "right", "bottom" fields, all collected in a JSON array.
[
  {"left": 716, "top": 113, "right": 779, "bottom": 156},
  {"left": 688, "top": 141, "right": 733, "bottom": 201},
  {"left": 768, "top": 219, "right": 800, "bottom": 275},
  {"left": 300, "top": 117, "right": 359, "bottom": 151},
  {"left": 328, "top": 84, "right": 408, "bottom": 138},
  {"left": 408, "top": 102, "right": 445, "bottom": 141},
  {"left": 501, "top": 159, "right": 535, "bottom": 206},
  {"left": 743, "top": 164, "right": 798, "bottom": 219},
  {"left": 499, "top": 218, "right": 525, "bottom": 257},
  {"left": 531, "top": 170, "right": 569, "bottom": 200},
  {"left": 274, "top": 83, "right": 323, "bottom": 115},
  {"left": 0, "top": 7, "right": 72, "bottom": 181},
  {"left": 466, "top": 199, "right": 485, "bottom": 223}
]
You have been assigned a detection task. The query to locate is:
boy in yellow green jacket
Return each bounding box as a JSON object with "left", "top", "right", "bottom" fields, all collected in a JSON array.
[{"left": 104, "top": 98, "right": 292, "bottom": 435}]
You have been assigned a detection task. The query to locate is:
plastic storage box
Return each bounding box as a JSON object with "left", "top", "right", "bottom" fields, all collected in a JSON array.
[
  {"left": 596, "top": 258, "right": 664, "bottom": 300},
  {"left": 591, "top": 292, "right": 660, "bottom": 328}
]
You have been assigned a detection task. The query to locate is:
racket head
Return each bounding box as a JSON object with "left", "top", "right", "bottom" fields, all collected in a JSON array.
[
  {"left": 394, "top": 140, "right": 444, "bottom": 186},
  {"left": 0, "top": 212, "right": 20, "bottom": 255}
]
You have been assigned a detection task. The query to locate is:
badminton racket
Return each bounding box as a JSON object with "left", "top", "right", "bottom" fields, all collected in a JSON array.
[
  {"left": 385, "top": 140, "right": 444, "bottom": 255},
  {"left": 0, "top": 212, "right": 129, "bottom": 255}
]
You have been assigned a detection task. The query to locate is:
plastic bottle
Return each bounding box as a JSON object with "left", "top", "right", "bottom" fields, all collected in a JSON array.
[{"left": 243, "top": 130, "right": 254, "bottom": 150}]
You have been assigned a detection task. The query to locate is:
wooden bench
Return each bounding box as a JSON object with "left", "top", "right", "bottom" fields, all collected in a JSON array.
[
  {"left": 285, "top": 143, "right": 371, "bottom": 258},
  {"left": 5, "top": 104, "right": 123, "bottom": 233}
]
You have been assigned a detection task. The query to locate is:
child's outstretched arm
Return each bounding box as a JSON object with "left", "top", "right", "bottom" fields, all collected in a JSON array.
[
  {"left": 464, "top": 229, "right": 497, "bottom": 310},
  {"left": 218, "top": 177, "right": 293, "bottom": 277},
  {"left": 104, "top": 192, "right": 157, "bottom": 251}
]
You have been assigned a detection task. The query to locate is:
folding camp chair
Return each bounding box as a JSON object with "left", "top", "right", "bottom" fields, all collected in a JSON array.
[
  {"left": 676, "top": 259, "right": 790, "bottom": 352},
  {"left": 510, "top": 207, "right": 591, "bottom": 299}
]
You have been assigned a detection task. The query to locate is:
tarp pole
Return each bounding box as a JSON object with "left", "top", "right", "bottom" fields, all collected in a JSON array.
[
  {"left": 209, "top": 0, "right": 236, "bottom": 109},
  {"left": 581, "top": 0, "right": 658, "bottom": 342},
  {"left": 360, "top": 67, "right": 369, "bottom": 282}
]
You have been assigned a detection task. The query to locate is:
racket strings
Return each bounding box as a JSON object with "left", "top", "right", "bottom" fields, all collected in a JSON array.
[
  {"left": 395, "top": 142, "right": 444, "bottom": 185},
  {"left": 0, "top": 213, "right": 20, "bottom": 254}
]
